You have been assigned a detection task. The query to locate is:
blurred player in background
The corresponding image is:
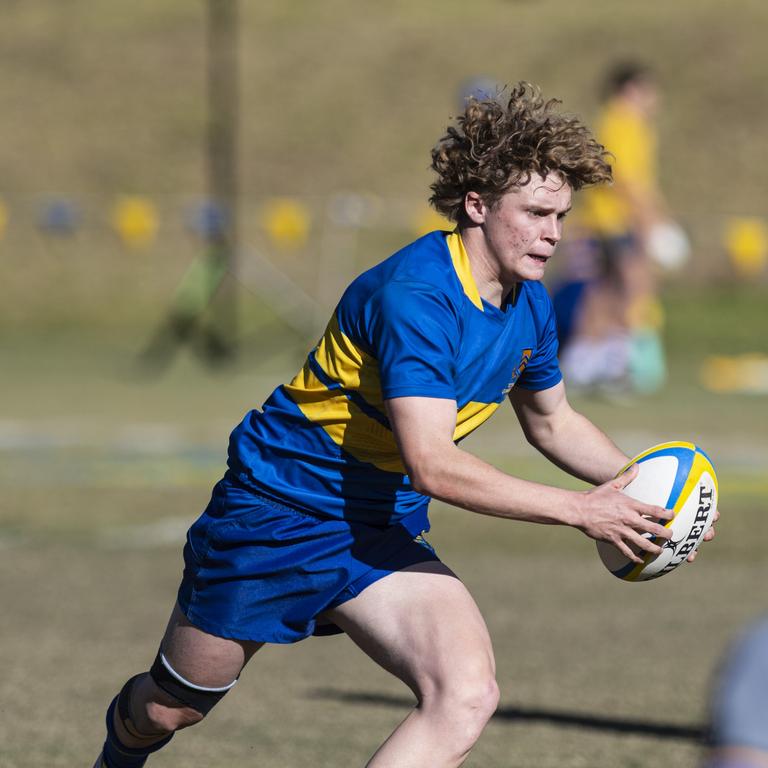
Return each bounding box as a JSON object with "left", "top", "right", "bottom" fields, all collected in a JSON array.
[
  {"left": 93, "top": 83, "right": 714, "bottom": 768},
  {"left": 555, "top": 62, "right": 690, "bottom": 395},
  {"left": 703, "top": 616, "right": 768, "bottom": 768}
]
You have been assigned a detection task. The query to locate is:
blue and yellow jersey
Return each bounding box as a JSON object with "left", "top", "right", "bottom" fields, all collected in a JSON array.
[{"left": 227, "top": 230, "right": 562, "bottom": 534}]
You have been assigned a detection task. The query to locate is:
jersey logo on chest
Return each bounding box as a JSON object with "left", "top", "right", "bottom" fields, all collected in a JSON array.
[{"left": 501, "top": 348, "right": 533, "bottom": 396}]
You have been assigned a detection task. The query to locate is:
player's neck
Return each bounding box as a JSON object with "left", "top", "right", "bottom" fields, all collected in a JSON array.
[{"left": 459, "top": 227, "right": 513, "bottom": 309}]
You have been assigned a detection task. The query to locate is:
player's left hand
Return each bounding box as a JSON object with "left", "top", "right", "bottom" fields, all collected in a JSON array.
[{"left": 686, "top": 507, "right": 720, "bottom": 563}]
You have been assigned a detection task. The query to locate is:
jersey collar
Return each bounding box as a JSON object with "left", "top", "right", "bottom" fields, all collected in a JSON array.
[{"left": 445, "top": 231, "right": 484, "bottom": 311}]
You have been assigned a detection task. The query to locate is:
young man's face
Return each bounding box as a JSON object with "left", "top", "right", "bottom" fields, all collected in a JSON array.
[{"left": 475, "top": 173, "right": 572, "bottom": 284}]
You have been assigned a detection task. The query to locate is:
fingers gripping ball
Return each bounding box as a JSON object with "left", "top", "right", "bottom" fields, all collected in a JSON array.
[{"left": 597, "top": 442, "right": 718, "bottom": 581}]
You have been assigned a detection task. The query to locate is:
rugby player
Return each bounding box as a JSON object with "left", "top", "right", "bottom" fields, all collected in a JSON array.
[{"left": 93, "top": 83, "right": 715, "bottom": 768}]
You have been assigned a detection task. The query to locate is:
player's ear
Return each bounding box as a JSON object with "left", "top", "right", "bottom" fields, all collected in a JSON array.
[{"left": 463, "top": 191, "right": 487, "bottom": 224}]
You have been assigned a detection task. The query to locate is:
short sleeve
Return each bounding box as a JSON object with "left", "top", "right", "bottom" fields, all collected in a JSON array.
[
  {"left": 515, "top": 289, "right": 563, "bottom": 391},
  {"left": 366, "top": 281, "right": 460, "bottom": 401}
]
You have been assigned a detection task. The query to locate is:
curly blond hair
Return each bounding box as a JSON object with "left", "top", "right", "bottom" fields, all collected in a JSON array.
[{"left": 430, "top": 82, "right": 612, "bottom": 222}]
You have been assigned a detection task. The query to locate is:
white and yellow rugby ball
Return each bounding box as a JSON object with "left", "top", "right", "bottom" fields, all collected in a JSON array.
[{"left": 597, "top": 441, "right": 718, "bottom": 582}]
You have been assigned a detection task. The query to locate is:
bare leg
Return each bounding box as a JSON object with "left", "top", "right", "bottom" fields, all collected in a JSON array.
[
  {"left": 112, "top": 603, "right": 263, "bottom": 748},
  {"left": 321, "top": 562, "right": 500, "bottom": 768}
]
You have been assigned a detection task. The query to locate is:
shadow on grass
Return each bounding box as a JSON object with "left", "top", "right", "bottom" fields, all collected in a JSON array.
[{"left": 310, "top": 689, "right": 706, "bottom": 742}]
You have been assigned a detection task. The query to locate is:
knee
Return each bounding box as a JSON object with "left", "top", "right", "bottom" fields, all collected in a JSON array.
[
  {"left": 124, "top": 672, "right": 209, "bottom": 736},
  {"left": 143, "top": 698, "right": 206, "bottom": 733},
  {"left": 422, "top": 667, "right": 500, "bottom": 743},
  {"left": 109, "top": 672, "right": 208, "bottom": 754},
  {"left": 449, "top": 673, "right": 500, "bottom": 731},
  {"left": 140, "top": 648, "right": 237, "bottom": 734}
]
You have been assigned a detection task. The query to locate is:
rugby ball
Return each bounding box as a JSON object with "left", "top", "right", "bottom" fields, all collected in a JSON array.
[{"left": 597, "top": 442, "right": 718, "bottom": 582}]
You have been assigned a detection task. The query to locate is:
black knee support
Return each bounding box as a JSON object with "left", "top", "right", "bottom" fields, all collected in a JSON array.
[
  {"left": 106, "top": 675, "right": 174, "bottom": 754},
  {"left": 149, "top": 649, "right": 237, "bottom": 716},
  {"left": 116, "top": 675, "right": 143, "bottom": 733}
]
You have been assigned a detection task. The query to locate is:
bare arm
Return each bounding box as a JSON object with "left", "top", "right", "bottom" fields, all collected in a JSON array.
[
  {"left": 386, "top": 393, "right": 673, "bottom": 563},
  {"left": 508, "top": 381, "right": 715, "bottom": 560},
  {"left": 509, "top": 381, "right": 627, "bottom": 485}
]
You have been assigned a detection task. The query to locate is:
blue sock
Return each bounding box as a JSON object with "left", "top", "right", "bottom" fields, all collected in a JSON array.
[{"left": 101, "top": 695, "right": 173, "bottom": 768}]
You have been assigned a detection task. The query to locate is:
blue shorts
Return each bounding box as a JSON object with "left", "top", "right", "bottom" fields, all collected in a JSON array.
[{"left": 177, "top": 476, "right": 440, "bottom": 644}]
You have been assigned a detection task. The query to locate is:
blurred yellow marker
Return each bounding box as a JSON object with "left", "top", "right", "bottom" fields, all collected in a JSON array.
[
  {"left": 262, "top": 197, "right": 310, "bottom": 250},
  {"left": 0, "top": 199, "right": 7, "bottom": 239},
  {"left": 701, "top": 354, "right": 768, "bottom": 394},
  {"left": 112, "top": 196, "right": 158, "bottom": 249},
  {"left": 723, "top": 217, "right": 767, "bottom": 278}
]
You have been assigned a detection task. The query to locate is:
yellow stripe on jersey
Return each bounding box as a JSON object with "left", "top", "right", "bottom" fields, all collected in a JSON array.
[
  {"left": 454, "top": 401, "right": 501, "bottom": 441},
  {"left": 285, "top": 316, "right": 406, "bottom": 474},
  {"left": 285, "top": 361, "right": 406, "bottom": 474},
  {"left": 286, "top": 312, "right": 504, "bottom": 473},
  {"left": 310, "top": 314, "right": 384, "bottom": 406},
  {"left": 446, "top": 232, "right": 483, "bottom": 311}
]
